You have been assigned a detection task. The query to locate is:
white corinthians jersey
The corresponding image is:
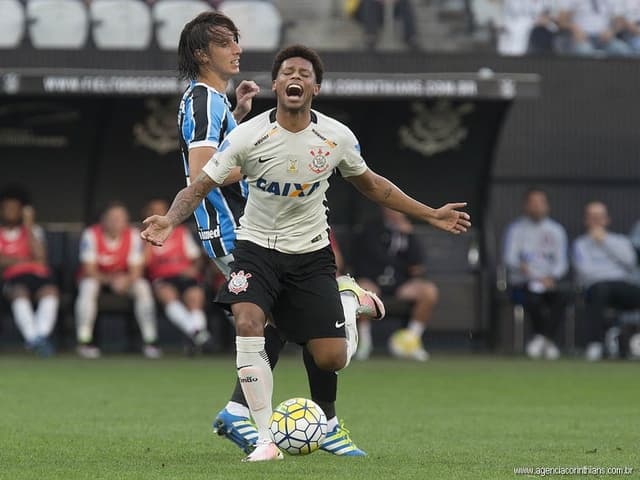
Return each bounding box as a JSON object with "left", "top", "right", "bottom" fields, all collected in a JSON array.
[{"left": 203, "top": 109, "right": 368, "bottom": 254}]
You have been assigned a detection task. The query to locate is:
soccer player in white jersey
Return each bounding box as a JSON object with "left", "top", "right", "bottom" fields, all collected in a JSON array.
[
  {"left": 143, "top": 45, "right": 471, "bottom": 462},
  {"left": 176, "top": 13, "right": 378, "bottom": 457}
]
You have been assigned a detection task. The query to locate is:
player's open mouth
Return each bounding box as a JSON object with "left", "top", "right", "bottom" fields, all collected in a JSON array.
[{"left": 285, "top": 84, "right": 303, "bottom": 98}]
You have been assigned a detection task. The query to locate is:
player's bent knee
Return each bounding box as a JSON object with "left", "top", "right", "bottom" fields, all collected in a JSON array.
[
  {"left": 154, "top": 283, "right": 179, "bottom": 304},
  {"left": 7, "top": 285, "right": 29, "bottom": 300},
  {"left": 183, "top": 287, "right": 205, "bottom": 309},
  {"left": 232, "top": 303, "right": 266, "bottom": 337},
  {"left": 422, "top": 282, "right": 439, "bottom": 303},
  {"left": 313, "top": 352, "right": 347, "bottom": 372},
  {"left": 308, "top": 339, "right": 348, "bottom": 371}
]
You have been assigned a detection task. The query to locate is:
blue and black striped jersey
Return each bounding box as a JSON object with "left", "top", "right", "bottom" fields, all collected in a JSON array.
[{"left": 177, "top": 80, "right": 248, "bottom": 258}]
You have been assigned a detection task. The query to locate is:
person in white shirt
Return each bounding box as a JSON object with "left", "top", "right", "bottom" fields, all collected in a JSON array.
[
  {"left": 498, "top": 0, "right": 558, "bottom": 55},
  {"left": 503, "top": 188, "right": 568, "bottom": 359},
  {"left": 572, "top": 201, "right": 640, "bottom": 361},
  {"left": 555, "top": 0, "right": 632, "bottom": 56},
  {"left": 141, "top": 44, "right": 471, "bottom": 462}
]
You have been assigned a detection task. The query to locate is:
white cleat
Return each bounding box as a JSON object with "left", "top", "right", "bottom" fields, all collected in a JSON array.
[
  {"left": 585, "top": 342, "right": 603, "bottom": 362},
  {"left": 241, "top": 440, "right": 283, "bottom": 462},
  {"left": 77, "top": 344, "right": 101, "bottom": 359},
  {"left": 337, "top": 275, "right": 385, "bottom": 321},
  {"left": 526, "top": 334, "right": 546, "bottom": 359},
  {"left": 544, "top": 340, "right": 560, "bottom": 360},
  {"left": 142, "top": 344, "right": 163, "bottom": 359}
]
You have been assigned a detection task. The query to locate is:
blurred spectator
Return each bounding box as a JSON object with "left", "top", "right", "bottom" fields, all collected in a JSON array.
[
  {"left": 351, "top": 207, "right": 438, "bottom": 361},
  {"left": 503, "top": 188, "right": 568, "bottom": 360},
  {"left": 143, "top": 199, "right": 212, "bottom": 353},
  {"left": 0, "top": 186, "right": 58, "bottom": 356},
  {"left": 629, "top": 217, "right": 640, "bottom": 259},
  {"left": 612, "top": 0, "right": 640, "bottom": 53},
  {"left": 75, "top": 202, "right": 160, "bottom": 359},
  {"left": 555, "top": 0, "right": 633, "bottom": 56},
  {"left": 347, "top": 0, "right": 420, "bottom": 51},
  {"left": 497, "top": 0, "right": 558, "bottom": 55},
  {"left": 572, "top": 201, "right": 640, "bottom": 361}
]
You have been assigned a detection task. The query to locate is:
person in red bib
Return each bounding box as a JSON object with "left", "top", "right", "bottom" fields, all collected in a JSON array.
[
  {"left": 75, "top": 202, "right": 160, "bottom": 359},
  {"left": 0, "top": 186, "right": 58, "bottom": 356},
  {"left": 143, "top": 199, "right": 212, "bottom": 352}
]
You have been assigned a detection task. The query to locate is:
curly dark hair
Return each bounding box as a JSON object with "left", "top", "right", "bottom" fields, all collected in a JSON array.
[
  {"left": 178, "top": 11, "right": 240, "bottom": 81},
  {"left": 271, "top": 45, "right": 324, "bottom": 85},
  {"left": 0, "top": 184, "right": 30, "bottom": 206}
]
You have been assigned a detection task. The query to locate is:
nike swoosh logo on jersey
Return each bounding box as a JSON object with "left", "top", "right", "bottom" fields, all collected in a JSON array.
[
  {"left": 258, "top": 156, "right": 276, "bottom": 163},
  {"left": 335, "top": 321, "right": 345, "bottom": 328}
]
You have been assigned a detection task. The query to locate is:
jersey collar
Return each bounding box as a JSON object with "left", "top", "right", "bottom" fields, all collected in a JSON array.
[{"left": 268, "top": 109, "right": 318, "bottom": 124}]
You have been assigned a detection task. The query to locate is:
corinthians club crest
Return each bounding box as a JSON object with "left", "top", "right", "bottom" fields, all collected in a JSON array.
[
  {"left": 133, "top": 98, "right": 179, "bottom": 155},
  {"left": 308, "top": 147, "right": 331, "bottom": 174},
  {"left": 228, "top": 270, "right": 252, "bottom": 295},
  {"left": 399, "top": 100, "right": 474, "bottom": 157}
]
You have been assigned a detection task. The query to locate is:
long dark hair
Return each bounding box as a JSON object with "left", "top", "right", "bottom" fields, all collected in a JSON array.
[{"left": 178, "top": 11, "right": 240, "bottom": 81}]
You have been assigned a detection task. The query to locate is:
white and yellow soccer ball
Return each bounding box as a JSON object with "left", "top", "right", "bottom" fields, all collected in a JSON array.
[{"left": 269, "top": 398, "right": 327, "bottom": 455}]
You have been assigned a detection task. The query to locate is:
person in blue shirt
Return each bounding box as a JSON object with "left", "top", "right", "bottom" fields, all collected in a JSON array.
[
  {"left": 572, "top": 201, "right": 640, "bottom": 361},
  {"left": 503, "top": 188, "right": 568, "bottom": 359}
]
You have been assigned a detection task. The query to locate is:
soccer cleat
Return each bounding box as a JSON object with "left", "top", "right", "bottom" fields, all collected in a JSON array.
[
  {"left": 544, "top": 340, "right": 560, "bottom": 360},
  {"left": 389, "top": 329, "right": 429, "bottom": 362},
  {"left": 142, "top": 344, "right": 163, "bottom": 359},
  {"left": 76, "top": 343, "right": 101, "bottom": 359},
  {"left": 213, "top": 408, "right": 259, "bottom": 454},
  {"left": 320, "top": 420, "right": 367, "bottom": 456},
  {"left": 337, "top": 275, "right": 385, "bottom": 321},
  {"left": 241, "top": 440, "right": 283, "bottom": 462},
  {"left": 192, "top": 329, "right": 212, "bottom": 347},
  {"left": 526, "top": 334, "right": 546, "bottom": 359},
  {"left": 27, "top": 337, "right": 54, "bottom": 357},
  {"left": 585, "top": 342, "right": 603, "bottom": 362}
]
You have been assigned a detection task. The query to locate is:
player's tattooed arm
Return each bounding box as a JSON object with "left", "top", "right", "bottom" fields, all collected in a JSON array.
[
  {"left": 166, "top": 172, "right": 218, "bottom": 227},
  {"left": 141, "top": 172, "right": 220, "bottom": 246}
]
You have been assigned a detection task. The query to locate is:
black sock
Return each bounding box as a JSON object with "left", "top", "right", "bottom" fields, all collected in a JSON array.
[
  {"left": 303, "top": 347, "right": 337, "bottom": 419},
  {"left": 229, "top": 324, "right": 285, "bottom": 407}
]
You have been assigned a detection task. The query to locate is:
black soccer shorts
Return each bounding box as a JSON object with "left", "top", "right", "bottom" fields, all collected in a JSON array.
[{"left": 215, "top": 240, "right": 346, "bottom": 344}]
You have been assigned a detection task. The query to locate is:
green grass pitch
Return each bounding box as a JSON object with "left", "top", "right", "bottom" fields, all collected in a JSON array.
[{"left": 1, "top": 354, "right": 638, "bottom": 479}]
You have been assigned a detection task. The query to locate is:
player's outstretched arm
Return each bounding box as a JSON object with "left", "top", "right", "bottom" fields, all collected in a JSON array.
[
  {"left": 347, "top": 169, "right": 471, "bottom": 234},
  {"left": 141, "top": 172, "right": 219, "bottom": 246}
]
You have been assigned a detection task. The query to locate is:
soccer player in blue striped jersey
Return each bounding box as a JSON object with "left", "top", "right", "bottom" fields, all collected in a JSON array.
[
  {"left": 174, "top": 12, "right": 379, "bottom": 460},
  {"left": 177, "top": 12, "right": 257, "bottom": 269}
]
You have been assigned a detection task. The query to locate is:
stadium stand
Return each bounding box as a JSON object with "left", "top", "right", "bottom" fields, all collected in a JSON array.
[
  {"left": 217, "top": 1, "right": 283, "bottom": 51},
  {"left": 90, "top": 0, "right": 153, "bottom": 50},
  {"left": 152, "top": 0, "right": 212, "bottom": 50},
  {"left": 26, "top": 0, "right": 89, "bottom": 49},
  {"left": 0, "top": 0, "right": 24, "bottom": 48}
]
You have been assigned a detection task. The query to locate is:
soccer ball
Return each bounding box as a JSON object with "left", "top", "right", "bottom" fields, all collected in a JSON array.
[{"left": 269, "top": 397, "right": 327, "bottom": 455}]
